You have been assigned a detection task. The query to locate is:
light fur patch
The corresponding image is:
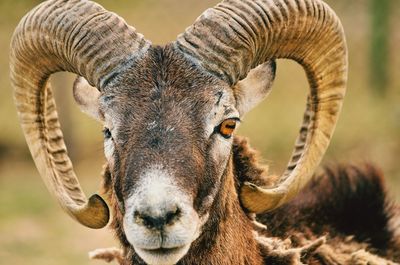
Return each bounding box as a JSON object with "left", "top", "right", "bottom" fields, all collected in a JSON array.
[
  {"left": 234, "top": 62, "right": 275, "bottom": 117},
  {"left": 104, "top": 138, "right": 114, "bottom": 161},
  {"left": 73, "top": 77, "right": 102, "bottom": 121},
  {"left": 123, "top": 165, "right": 200, "bottom": 265}
]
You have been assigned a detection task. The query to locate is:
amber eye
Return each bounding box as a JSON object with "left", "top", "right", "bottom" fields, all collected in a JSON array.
[{"left": 218, "top": 118, "right": 238, "bottom": 139}]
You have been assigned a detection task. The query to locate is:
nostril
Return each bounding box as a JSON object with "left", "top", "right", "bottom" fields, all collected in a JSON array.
[
  {"left": 134, "top": 208, "right": 181, "bottom": 230},
  {"left": 165, "top": 208, "right": 181, "bottom": 225},
  {"left": 142, "top": 215, "right": 165, "bottom": 230}
]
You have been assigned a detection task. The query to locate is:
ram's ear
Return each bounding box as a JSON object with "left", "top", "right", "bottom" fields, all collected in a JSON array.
[
  {"left": 234, "top": 61, "right": 276, "bottom": 117},
  {"left": 73, "top": 76, "right": 103, "bottom": 121}
]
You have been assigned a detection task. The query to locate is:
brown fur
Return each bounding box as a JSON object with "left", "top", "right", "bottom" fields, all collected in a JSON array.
[
  {"left": 258, "top": 163, "right": 400, "bottom": 261},
  {"left": 104, "top": 152, "right": 264, "bottom": 264},
  {"left": 98, "top": 136, "right": 400, "bottom": 264}
]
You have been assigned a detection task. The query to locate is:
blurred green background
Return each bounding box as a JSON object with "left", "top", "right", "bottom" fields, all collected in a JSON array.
[{"left": 0, "top": 0, "right": 399, "bottom": 264}]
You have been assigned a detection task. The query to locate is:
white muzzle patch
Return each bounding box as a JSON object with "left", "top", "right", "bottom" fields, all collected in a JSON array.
[{"left": 123, "top": 166, "right": 200, "bottom": 265}]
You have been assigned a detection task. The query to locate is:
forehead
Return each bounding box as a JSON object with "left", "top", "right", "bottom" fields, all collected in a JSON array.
[{"left": 100, "top": 46, "right": 236, "bottom": 124}]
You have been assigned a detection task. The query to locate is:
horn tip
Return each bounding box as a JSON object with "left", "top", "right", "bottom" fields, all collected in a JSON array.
[
  {"left": 74, "top": 194, "right": 110, "bottom": 229},
  {"left": 240, "top": 183, "right": 286, "bottom": 214}
]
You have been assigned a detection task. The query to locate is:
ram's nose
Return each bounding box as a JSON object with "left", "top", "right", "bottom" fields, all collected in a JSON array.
[{"left": 134, "top": 207, "right": 182, "bottom": 230}]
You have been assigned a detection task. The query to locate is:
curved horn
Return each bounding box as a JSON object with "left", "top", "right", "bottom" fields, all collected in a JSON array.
[
  {"left": 10, "top": 0, "right": 151, "bottom": 228},
  {"left": 175, "top": 0, "right": 347, "bottom": 213}
]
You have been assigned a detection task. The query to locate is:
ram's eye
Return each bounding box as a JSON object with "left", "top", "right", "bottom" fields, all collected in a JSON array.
[
  {"left": 218, "top": 118, "right": 238, "bottom": 139},
  {"left": 103, "top": 127, "right": 112, "bottom": 139}
]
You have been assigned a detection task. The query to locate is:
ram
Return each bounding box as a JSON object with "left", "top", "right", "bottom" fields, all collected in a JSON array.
[{"left": 10, "top": 0, "right": 399, "bottom": 264}]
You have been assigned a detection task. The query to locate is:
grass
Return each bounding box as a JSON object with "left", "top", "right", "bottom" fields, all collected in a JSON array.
[{"left": 0, "top": 160, "right": 116, "bottom": 265}]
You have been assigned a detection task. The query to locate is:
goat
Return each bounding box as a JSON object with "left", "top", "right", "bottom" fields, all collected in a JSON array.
[{"left": 9, "top": 0, "right": 399, "bottom": 264}]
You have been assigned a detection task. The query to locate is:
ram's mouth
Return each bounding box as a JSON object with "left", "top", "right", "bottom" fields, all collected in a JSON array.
[
  {"left": 143, "top": 246, "right": 184, "bottom": 255},
  {"left": 134, "top": 245, "right": 191, "bottom": 264}
]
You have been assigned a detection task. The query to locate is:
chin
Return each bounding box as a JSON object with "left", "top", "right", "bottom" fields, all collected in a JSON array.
[{"left": 134, "top": 244, "right": 191, "bottom": 265}]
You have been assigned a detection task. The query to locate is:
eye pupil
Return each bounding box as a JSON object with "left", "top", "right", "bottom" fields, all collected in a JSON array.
[
  {"left": 219, "top": 119, "right": 238, "bottom": 138},
  {"left": 103, "top": 128, "right": 112, "bottom": 139},
  {"left": 226, "top": 123, "right": 236, "bottom": 129}
]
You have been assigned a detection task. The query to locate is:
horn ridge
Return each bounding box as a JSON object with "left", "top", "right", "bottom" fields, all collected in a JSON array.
[
  {"left": 176, "top": 0, "right": 347, "bottom": 212},
  {"left": 10, "top": 0, "right": 150, "bottom": 228}
]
